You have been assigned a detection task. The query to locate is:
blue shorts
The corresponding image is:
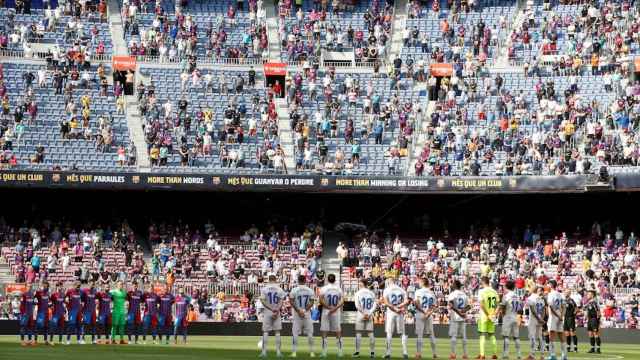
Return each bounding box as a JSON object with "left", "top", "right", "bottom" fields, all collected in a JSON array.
[
  {"left": 36, "top": 313, "right": 48, "bottom": 329},
  {"left": 68, "top": 311, "right": 80, "bottom": 327},
  {"left": 143, "top": 314, "right": 157, "bottom": 329},
  {"left": 83, "top": 312, "right": 95, "bottom": 325},
  {"left": 157, "top": 314, "right": 172, "bottom": 328},
  {"left": 50, "top": 315, "right": 64, "bottom": 329},
  {"left": 173, "top": 317, "right": 185, "bottom": 328},
  {"left": 20, "top": 315, "right": 34, "bottom": 328},
  {"left": 127, "top": 312, "right": 141, "bottom": 326},
  {"left": 98, "top": 313, "right": 111, "bottom": 327}
]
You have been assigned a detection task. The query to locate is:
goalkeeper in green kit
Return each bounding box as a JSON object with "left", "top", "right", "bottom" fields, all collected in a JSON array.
[{"left": 110, "top": 281, "right": 128, "bottom": 344}]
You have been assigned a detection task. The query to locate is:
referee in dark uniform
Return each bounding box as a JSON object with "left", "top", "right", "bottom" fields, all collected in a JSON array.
[
  {"left": 563, "top": 288, "right": 578, "bottom": 352},
  {"left": 585, "top": 290, "right": 601, "bottom": 353}
]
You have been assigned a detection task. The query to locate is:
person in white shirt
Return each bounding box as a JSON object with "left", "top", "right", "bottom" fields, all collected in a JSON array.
[
  {"left": 546, "top": 280, "right": 567, "bottom": 360},
  {"left": 498, "top": 281, "right": 522, "bottom": 359},
  {"left": 447, "top": 280, "right": 469, "bottom": 359},
  {"left": 382, "top": 278, "right": 409, "bottom": 359},
  {"left": 413, "top": 277, "right": 437, "bottom": 359},
  {"left": 37, "top": 69, "right": 46, "bottom": 88},
  {"left": 259, "top": 273, "right": 286, "bottom": 358},
  {"left": 289, "top": 275, "right": 315, "bottom": 357},
  {"left": 354, "top": 278, "right": 377, "bottom": 358},
  {"left": 399, "top": 245, "right": 409, "bottom": 260},
  {"left": 527, "top": 286, "right": 546, "bottom": 360},
  {"left": 319, "top": 273, "right": 344, "bottom": 357}
]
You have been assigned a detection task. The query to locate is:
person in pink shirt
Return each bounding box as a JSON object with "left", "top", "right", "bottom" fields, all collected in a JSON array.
[
  {"left": 26, "top": 264, "right": 37, "bottom": 283},
  {"left": 74, "top": 242, "right": 84, "bottom": 263}
]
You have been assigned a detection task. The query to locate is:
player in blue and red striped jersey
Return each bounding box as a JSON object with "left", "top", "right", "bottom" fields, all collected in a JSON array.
[
  {"left": 19, "top": 283, "right": 36, "bottom": 346},
  {"left": 65, "top": 281, "right": 84, "bottom": 344},
  {"left": 81, "top": 281, "right": 98, "bottom": 344},
  {"left": 142, "top": 284, "right": 160, "bottom": 344},
  {"left": 173, "top": 287, "right": 191, "bottom": 345},
  {"left": 34, "top": 281, "right": 51, "bottom": 345},
  {"left": 158, "top": 285, "right": 175, "bottom": 345},
  {"left": 49, "top": 282, "right": 67, "bottom": 344},
  {"left": 96, "top": 284, "right": 112, "bottom": 344},
  {"left": 127, "top": 282, "right": 143, "bottom": 344}
]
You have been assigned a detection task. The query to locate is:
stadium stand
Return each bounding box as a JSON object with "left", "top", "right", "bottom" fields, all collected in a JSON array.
[
  {"left": 137, "top": 66, "right": 282, "bottom": 171},
  {"left": 338, "top": 229, "right": 640, "bottom": 329},
  {"left": 287, "top": 69, "right": 418, "bottom": 175},
  {"left": 1, "top": 217, "right": 638, "bottom": 327},
  {"left": 0, "top": 62, "right": 135, "bottom": 170},
  {"left": 121, "top": 0, "right": 268, "bottom": 63},
  {"left": 278, "top": 0, "right": 393, "bottom": 65},
  {"left": 0, "top": 3, "right": 111, "bottom": 60},
  {"left": 402, "top": 0, "right": 514, "bottom": 69}
]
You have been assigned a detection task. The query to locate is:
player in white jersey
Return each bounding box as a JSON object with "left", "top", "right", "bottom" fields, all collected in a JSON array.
[
  {"left": 353, "top": 278, "right": 377, "bottom": 358},
  {"left": 546, "top": 280, "right": 567, "bottom": 360},
  {"left": 289, "top": 274, "right": 316, "bottom": 358},
  {"left": 259, "top": 273, "right": 287, "bottom": 358},
  {"left": 382, "top": 278, "right": 409, "bottom": 359},
  {"left": 499, "top": 280, "right": 522, "bottom": 360},
  {"left": 413, "top": 277, "right": 437, "bottom": 359},
  {"left": 319, "top": 274, "right": 344, "bottom": 358},
  {"left": 447, "top": 279, "right": 470, "bottom": 359},
  {"left": 526, "top": 286, "right": 546, "bottom": 360}
]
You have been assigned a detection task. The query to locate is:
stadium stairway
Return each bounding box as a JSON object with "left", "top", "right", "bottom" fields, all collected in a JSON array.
[
  {"left": 275, "top": 98, "right": 296, "bottom": 173},
  {"left": 387, "top": 0, "right": 408, "bottom": 65},
  {"left": 125, "top": 94, "right": 151, "bottom": 171},
  {"left": 264, "top": 0, "right": 282, "bottom": 62},
  {"left": 107, "top": 0, "right": 129, "bottom": 55},
  {"left": 407, "top": 100, "right": 436, "bottom": 176},
  {"left": 0, "top": 257, "right": 14, "bottom": 294},
  {"left": 492, "top": 1, "right": 526, "bottom": 72},
  {"left": 106, "top": 0, "right": 150, "bottom": 170}
]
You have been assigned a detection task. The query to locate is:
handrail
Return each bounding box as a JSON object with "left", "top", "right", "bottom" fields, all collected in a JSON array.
[
  {"left": 133, "top": 54, "right": 268, "bottom": 66},
  {"left": 0, "top": 48, "right": 113, "bottom": 62}
]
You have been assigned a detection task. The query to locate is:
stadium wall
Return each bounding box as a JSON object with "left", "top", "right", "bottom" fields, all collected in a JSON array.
[
  {"left": 0, "top": 321, "right": 636, "bottom": 343},
  {"left": 0, "top": 170, "right": 594, "bottom": 193}
]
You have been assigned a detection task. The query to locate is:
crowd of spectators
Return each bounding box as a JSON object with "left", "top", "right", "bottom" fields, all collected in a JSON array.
[
  {"left": 404, "top": 0, "right": 507, "bottom": 67},
  {"left": 3, "top": 57, "right": 135, "bottom": 168},
  {"left": 339, "top": 222, "right": 640, "bottom": 328},
  {"left": 121, "top": 0, "right": 268, "bottom": 61},
  {"left": 141, "top": 220, "right": 325, "bottom": 321},
  {"left": 286, "top": 64, "right": 416, "bottom": 175},
  {"left": 139, "top": 66, "right": 289, "bottom": 170},
  {"left": 278, "top": 0, "right": 394, "bottom": 64},
  {"left": 148, "top": 220, "right": 324, "bottom": 281},
  {"left": 0, "top": 0, "right": 109, "bottom": 60},
  {"left": 0, "top": 218, "right": 141, "bottom": 286}
]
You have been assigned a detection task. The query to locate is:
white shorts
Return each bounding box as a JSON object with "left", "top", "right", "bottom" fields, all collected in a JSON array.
[
  {"left": 528, "top": 322, "right": 543, "bottom": 339},
  {"left": 292, "top": 312, "right": 313, "bottom": 336},
  {"left": 320, "top": 309, "right": 341, "bottom": 333},
  {"left": 355, "top": 312, "right": 374, "bottom": 332},
  {"left": 415, "top": 315, "right": 434, "bottom": 336},
  {"left": 262, "top": 311, "right": 282, "bottom": 332},
  {"left": 547, "top": 315, "right": 563, "bottom": 333},
  {"left": 501, "top": 319, "right": 520, "bottom": 338},
  {"left": 449, "top": 321, "right": 467, "bottom": 338},
  {"left": 385, "top": 311, "right": 405, "bottom": 336}
]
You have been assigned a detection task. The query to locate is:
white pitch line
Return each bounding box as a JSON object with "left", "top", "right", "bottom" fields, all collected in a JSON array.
[{"left": 566, "top": 355, "right": 624, "bottom": 360}]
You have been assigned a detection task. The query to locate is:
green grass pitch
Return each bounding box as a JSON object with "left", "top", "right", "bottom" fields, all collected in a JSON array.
[{"left": 0, "top": 335, "right": 636, "bottom": 360}]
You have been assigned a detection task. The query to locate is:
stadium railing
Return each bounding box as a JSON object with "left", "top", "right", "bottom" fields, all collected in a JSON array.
[
  {"left": 134, "top": 55, "right": 268, "bottom": 66},
  {"left": 612, "top": 288, "right": 640, "bottom": 296},
  {"left": 0, "top": 48, "right": 113, "bottom": 62}
]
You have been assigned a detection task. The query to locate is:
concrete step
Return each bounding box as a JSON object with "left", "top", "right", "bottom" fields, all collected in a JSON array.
[
  {"left": 407, "top": 100, "right": 436, "bottom": 176},
  {"left": 387, "top": 0, "right": 408, "bottom": 63},
  {"left": 107, "top": 0, "right": 129, "bottom": 56},
  {"left": 264, "top": 0, "right": 282, "bottom": 61},
  {"left": 125, "top": 94, "right": 151, "bottom": 170}
]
